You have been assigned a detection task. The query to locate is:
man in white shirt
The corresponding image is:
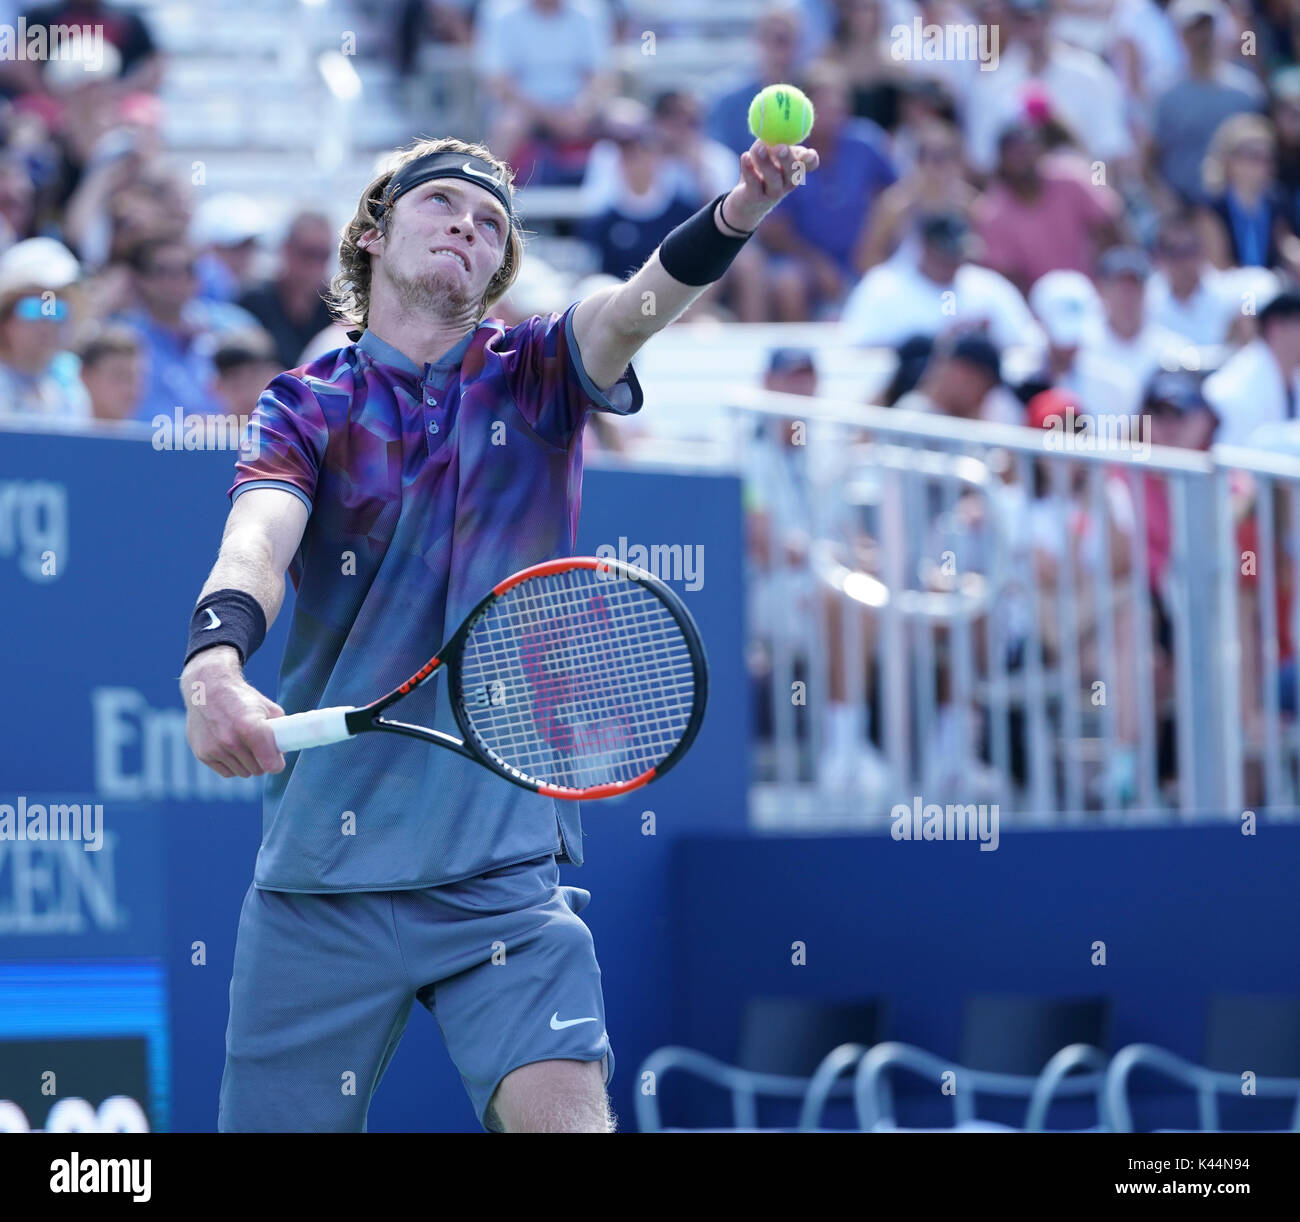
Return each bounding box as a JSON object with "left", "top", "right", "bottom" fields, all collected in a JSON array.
[
  {"left": 1085, "top": 246, "right": 1190, "bottom": 383},
  {"left": 841, "top": 212, "right": 1044, "bottom": 353},
  {"left": 1027, "top": 268, "right": 1144, "bottom": 420},
  {"left": 964, "top": 0, "right": 1135, "bottom": 176},
  {"left": 1145, "top": 211, "right": 1248, "bottom": 346},
  {"left": 475, "top": 0, "right": 615, "bottom": 182},
  {"left": 1203, "top": 288, "right": 1300, "bottom": 448}
]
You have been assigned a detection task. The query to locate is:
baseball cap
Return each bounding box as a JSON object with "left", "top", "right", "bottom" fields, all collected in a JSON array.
[
  {"left": 1144, "top": 370, "right": 1212, "bottom": 415},
  {"left": 602, "top": 98, "right": 655, "bottom": 145},
  {"left": 767, "top": 346, "right": 816, "bottom": 375},
  {"left": 1026, "top": 388, "right": 1085, "bottom": 430},
  {"left": 1029, "top": 270, "right": 1102, "bottom": 347},
  {"left": 1258, "top": 286, "right": 1300, "bottom": 329},
  {"left": 943, "top": 332, "right": 1002, "bottom": 382},
  {"left": 919, "top": 211, "right": 974, "bottom": 258},
  {"left": 1168, "top": 0, "right": 1223, "bottom": 30},
  {"left": 0, "top": 237, "right": 80, "bottom": 299},
  {"left": 1097, "top": 246, "right": 1152, "bottom": 281}
]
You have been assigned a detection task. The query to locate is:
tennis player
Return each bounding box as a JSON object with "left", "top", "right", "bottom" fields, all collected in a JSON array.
[{"left": 180, "top": 133, "right": 817, "bottom": 1133}]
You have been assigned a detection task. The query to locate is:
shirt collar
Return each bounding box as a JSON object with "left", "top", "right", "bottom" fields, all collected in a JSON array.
[{"left": 357, "top": 325, "right": 476, "bottom": 381}]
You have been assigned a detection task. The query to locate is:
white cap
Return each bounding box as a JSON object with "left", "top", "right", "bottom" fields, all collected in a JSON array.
[
  {"left": 1028, "top": 269, "right": 1102, "bottom": 347},
  {"left": 1168, "top": 0, "right": 1224, "bottom": 30},
  {"left": 192, "top": 194, "right": 265, "bottom": 247},
  {"left": 0, "top": 237, "right": 81, "bottom": 298}
]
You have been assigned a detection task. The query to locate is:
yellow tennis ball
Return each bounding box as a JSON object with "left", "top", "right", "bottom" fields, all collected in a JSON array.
[{"left": 748, "top": 84, "right": 814, "bottom": 145}]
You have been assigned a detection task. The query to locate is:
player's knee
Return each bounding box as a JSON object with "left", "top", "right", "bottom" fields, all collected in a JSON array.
[{"left": 491, "top": 1058, "right": 611, "bottom": 1133}]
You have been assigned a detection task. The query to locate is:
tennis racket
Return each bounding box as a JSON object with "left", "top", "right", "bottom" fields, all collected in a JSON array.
[{"left": 270, "top": 556, "right": 708, "bottom": 800}]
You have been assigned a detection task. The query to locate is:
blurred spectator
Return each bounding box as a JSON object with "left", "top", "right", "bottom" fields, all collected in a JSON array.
[
  {"left": 708, "top": 4, "right": 807, "bottom": 155},
  {"left": 238, "top": 212, "right": 335, "bottom": 371},
  {"left": 893, "top": 330, "right": 1007, "bottom": 420},
  {"left": 1251, "top": 0, "right": 1300, "bottom": 74},
  {"left": 1271, "top": 66, "right": 1300, "bottom": 230},
  {"left": 1146, "top": 208, "right": 1247, "bottom": 344},
  {"left": 0, "top": 0, "right": 161, "bottom": 98},
  {"left": 77, "top": 321, "right": 141, "bottom": 420},
  {"left": 1196, "top": 112, "right": 1300, "bottom": 274},
  {"left": 1024, "top": 269, "right": 1143, "bottom": 418},
  {"left": 578, "top": 101, "right": 699, "bottom": 280},
  {"left": 855, "top": 118, "right": 975, "bottom": 270},
  {"left": 1018, "top": 386, "right": 1144, "bottom": 804},
  {"left": 0, "top": 236, "right": 89, "bottom": 419},
  {"left": 887, "top": 75, "right": 962, "bottom": 177},
  {"left": 744, "top": 345, "right": 892, "bottom": 797},
  {"left": 475, "top": 0, "right": 615, "bottom": 186},
  {"left": 118, "top": 237, "right": 226, "bottom": 420},
  {"left": 964, "top": 0, "right": 1134, "bottom": 178},
  {"left": 842, "top": 211, "right": 1042, "bottom": 352},
  {"left": 1152, "top": 0, "right": 1264, "bottom": 205},
  {"left": 1085, "top": 246, "right": 1187, "bottom": 383},
  {"left": 396, "top": 0, "right": 475, "bottom": 83},
  {"left": 60, "top": 104, "right": 162, "bottom": 265},
  {"left": 651, "top": 90, "right": 737, "bottom": 206},
  {"left": 103, "top": 163, "right": 193, "bottom": 263},
  {"left": 1202, "top": 286, "right": 1300, "bottom": 446},
  {"left": 0, "top": 154, "right": 35, "bottom": 245},
  {"left": 192, "top": 194, "right": 265, "bottom": 306},
  {"left": 1145, "top": 366, "right": 1219, "bottom": 451},
  {"left": 211, "top": 328, "right": 280, "bottom": 416},
  {"left": 1112, "top": 0, "right": 1187, "bottom": 135},
  {"left": 973, "top": 120, "right": 1124, "bottom": 293},
  {"left": 758, "top": 59, "right": 897, "bottom": 319},
  {"left": 825, "top": 0, "right": 906, "bottom": 131}
]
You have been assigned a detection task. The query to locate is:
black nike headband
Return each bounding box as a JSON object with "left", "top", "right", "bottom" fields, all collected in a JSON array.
[{"left": 372, "top": 151, "right": 515, "bottom": 230}]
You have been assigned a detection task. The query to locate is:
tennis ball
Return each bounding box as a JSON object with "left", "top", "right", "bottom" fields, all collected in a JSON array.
[{"left": 748, "top": 84, "right": 814, "bottom": 146}]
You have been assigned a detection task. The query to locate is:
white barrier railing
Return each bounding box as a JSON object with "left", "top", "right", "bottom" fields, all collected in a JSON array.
[{"left": 726, "top": 387, "right": 1300, "bottom": 827}]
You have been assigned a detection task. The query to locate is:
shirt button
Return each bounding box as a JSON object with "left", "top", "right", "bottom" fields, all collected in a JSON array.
[
  {"left": 425, "top": 396, "right": 437, "bottom": 406},
  {"left": 428, "top": 420, "right": 439, "bottom": 434}
]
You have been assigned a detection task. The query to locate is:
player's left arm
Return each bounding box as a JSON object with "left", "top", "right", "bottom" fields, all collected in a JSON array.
[{"left": 572, "top": 140, "right": 819, "bottom": 390}]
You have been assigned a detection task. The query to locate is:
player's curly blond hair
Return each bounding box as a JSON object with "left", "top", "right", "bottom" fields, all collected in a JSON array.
[{"left": 327, "top": 136, "right": 526, "bottom": 333}]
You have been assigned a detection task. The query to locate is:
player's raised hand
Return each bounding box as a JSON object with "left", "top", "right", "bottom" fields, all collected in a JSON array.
[
  {"left": 725, "top": 140, "right": 819, "bottom": 232},
  {"left": 182, "top": 646, "right": 286, "bottom": 778}
]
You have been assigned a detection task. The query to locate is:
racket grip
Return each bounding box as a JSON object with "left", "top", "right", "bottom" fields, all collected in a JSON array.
[{"left": 271, "top": 707, "right": 355, "bottom": 752}]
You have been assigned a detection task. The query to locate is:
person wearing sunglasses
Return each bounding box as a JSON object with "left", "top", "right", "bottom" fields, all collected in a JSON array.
[
  {"left": 238, "top": 211, "right": 338, "bottom": 369},
  {"left": 0, "top": 237, "right": 90, "bottom": 421}
]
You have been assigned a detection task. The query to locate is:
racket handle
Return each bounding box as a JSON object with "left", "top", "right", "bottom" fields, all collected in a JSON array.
[{"left": 271, "top": 707, "right": 356, "bottom": 752}]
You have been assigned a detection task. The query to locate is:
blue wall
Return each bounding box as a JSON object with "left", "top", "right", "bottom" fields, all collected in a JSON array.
[
  {"left": 670, "top": 825, "right": 1300, "bottom": 1128},
  {"left": 0, "top": 431, "right": 747, "bottom": 1131}
]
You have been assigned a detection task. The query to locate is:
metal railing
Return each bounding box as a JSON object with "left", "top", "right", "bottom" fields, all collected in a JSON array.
[{"left": 728, "top": 386, "right": 1300, "bottom": 826}]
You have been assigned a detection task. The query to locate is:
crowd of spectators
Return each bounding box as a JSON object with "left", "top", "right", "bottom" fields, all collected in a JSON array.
[
  {"left": 391, "top": 0, "right": 1300, "bottom": 459},
  {"left": 0, "top": 0, "right": 335, "bottom": 424}
]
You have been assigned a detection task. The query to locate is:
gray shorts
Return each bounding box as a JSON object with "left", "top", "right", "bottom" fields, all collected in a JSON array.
[{"left": 218, "top": 854, "right": 612, "bottom": 1131}]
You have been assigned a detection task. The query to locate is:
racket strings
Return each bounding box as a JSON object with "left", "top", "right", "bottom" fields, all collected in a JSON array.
[{"left": 457, "top": 568, "right": 697, "bottom": 788}]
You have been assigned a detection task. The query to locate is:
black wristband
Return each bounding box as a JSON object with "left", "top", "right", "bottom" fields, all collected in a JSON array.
[
  {"left": 184, "top": 589, "right": 267, "bottom": 668},
  {"left": 658, "top": 193, "right": 753, "bottom": 286}
]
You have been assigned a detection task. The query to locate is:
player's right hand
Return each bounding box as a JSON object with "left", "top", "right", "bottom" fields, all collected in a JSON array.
[{"left": 181, "top": 646, "right": 286, "bottom": 778}]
